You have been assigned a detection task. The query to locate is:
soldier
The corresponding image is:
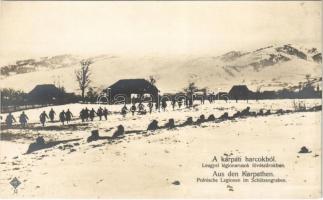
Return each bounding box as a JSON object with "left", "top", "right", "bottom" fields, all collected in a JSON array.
[
  {"left": 5, "top": 112, "right": 16, "bottom": 128},
  {"left": 103, "top": 107, "right": 108, "bottom": 120},
  {"left": 121, "top": 105, "right": 128, "bottom": 117},
  {"left": 59, "top": 110, "right": 66, "bottom": 125},
  {"left": 19, "top": 111, "right": 29, "bottom": 127},
  {"left": 189, "top": 98, "right": 193, "bottom": 107},
  {"left": 155, "top": 101, "right": 159, "bottom": 111},
  {"left": 89, "top": 108, "right": 96, "bottom": 121},
  {"left": 171, "top": 99, "right": 176, "bottom": 110},
  {"left": 178, "top": 100, "right": 183, "bottom": 108},
  {"left": 80, "top": 109, "right": 85, "bottom": 122},
  {"left": 161, "top": 99, "right": 167, "bottom": 111},
  {"left": 148, "top": 102, "right": 153, "bottom": 114},
  {"left": 39, "top": 111, "right": 49, "bottom": 127},
  {"left": 138, "top": 102, "right": 144, "bottom": 111},
  {"left": 130, "top": 104, "right": 136, "bottom": 116},
  {"left": 65, "top": 109, "right": 73, "bottom": 124},
  {"left": 49, "top": 108, "right": 56, "bottom": 122},
  {"left": 84, "top": 107, "right": 89, "bottom": 121},
  {"left": 200, "top": 97, "right": 205, "bottom": 105},
  {"left": 97, "top": 107, "right": 103, "bottom": 121}
]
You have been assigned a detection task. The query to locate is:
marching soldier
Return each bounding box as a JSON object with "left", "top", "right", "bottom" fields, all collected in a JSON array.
[
  {"left": 49, "top": 108, "right": 56, "bottom": 122},
  {"left": 19, "top": 111, "right": 29, "bottom": 127},
  {"left": 97, "top": 107, "right": 103, "bottom": 121},
  {"left": 130, "top": 104, "right": 136, "bottom": 116},
  {"left": 6, "top": 112, "right": 16, "bottom": 128},
  {"left": 171, "top": 99, "right": 176, "bottom": 110},
  {"left": 39, "top": 111, "right": 49, "bottom": 127},
  {"left": 103, "top": 107, "right": 108, "bottom": 120},
  {"left": 148, "top": 102, "right": 153, "bottom": 114},
  {"left": 121, "top": 105, "right": 128, "bottom": 117},
  {"left": 80, "top": 109, "right": 85, "bottom": 122},
  {"left": 84, "top": 107, "right": 89, "bottom": 121},
  {"left": 59, "top": 110, "right": 66, "bottom": 125},
  {"left": 161, "top": 99, "right": 167, "bottom": 111},
  {"left": 65, "top": 109, "right": 73, "bottom": 124},
  {"left": 89, "top": 108, "right": 96, "bottom": 121}
]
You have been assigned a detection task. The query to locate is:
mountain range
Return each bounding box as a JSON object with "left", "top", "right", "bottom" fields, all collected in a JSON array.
[{"left": 0, "top": 44, "right": 321, "bottom": 94}]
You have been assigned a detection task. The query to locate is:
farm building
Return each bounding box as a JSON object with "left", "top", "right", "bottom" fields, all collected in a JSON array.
[
  {"left": 28, "top": 84, "right": 65, "bottom": 105},
  {"left": 228, "top": 85, "right": 253, "bottom": 101},
  {"left": 312, "top": 53, "right": 322, "bottom": 63},
  {"left": 104, "top": 79, "right": 159, "bottom": 104}
]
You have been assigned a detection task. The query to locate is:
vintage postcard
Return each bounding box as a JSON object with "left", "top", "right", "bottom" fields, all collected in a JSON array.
[{"left": 0, "top": 1, "right": 321, "bottom": 198}]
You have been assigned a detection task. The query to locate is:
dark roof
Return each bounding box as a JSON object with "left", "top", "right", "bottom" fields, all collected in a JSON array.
[
  {"left": 107, "top": 79, "right": 159, "bottom": 94},
  {"left": 28, "top": 84, "right": 63, "bottom": 97},
  {"left": 229, "top": 85, "right": 249, "bottom": 92},
  {"left": 228, "top": 85, "right": 251, "bottom": 99}
]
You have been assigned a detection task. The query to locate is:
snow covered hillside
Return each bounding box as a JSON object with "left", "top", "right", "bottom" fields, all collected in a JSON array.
[{"left": 0, "top": 44, "right": 321, "bottom": 93}]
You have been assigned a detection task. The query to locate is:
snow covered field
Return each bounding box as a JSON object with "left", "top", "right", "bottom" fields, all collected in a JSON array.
[{"left": 0, "top": 99, "right": 321, "bottom": 198}]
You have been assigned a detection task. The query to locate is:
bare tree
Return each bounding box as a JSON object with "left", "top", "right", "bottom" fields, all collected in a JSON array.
[
  {"left": 75, "top": 60, "right": 92, "bottom": 101},
  {"left": 148, "top": 75, "right": 157, "bottom": 86},
  {"left": 183, "top": 82, "right": 199, "bottom": 107},
  {"left": 184, "top": 82, "right": 198, "bottom": 95}
]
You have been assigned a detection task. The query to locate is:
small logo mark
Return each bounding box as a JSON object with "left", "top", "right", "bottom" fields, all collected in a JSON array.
[{"left": 10, "top": 177, "right": 21, "bottom": 193}]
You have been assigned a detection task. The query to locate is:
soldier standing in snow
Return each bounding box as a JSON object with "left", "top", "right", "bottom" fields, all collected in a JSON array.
[
  {"left": 138, "top": 102, "right": 145, "bottom": 112},
  {"left": 97, "top": 107, "right": 103, "bottom": 121},
  {"left": 65, "top": 109, "right": 73, "bottom": 124},
  {"left": 103, "top": 107, "right": 108, "bottom": 120},
  {"left": 130, "top": 104, "right": 136, "bottom": 116},
  {"left": 84, "top": 107, "right": 89, "bottom": 121},
  {"left": 59, "top": 110, "right": 66, "bottom": 125},
  {"left": 171, "top": 99, "right": 176, "bottom": 110},
  {"left": 89, "top": 108, "right": 96, "bottom": 121},
  {"left": 121, "top": 105, "right": 128, "bottom": 117},
  {"left": 6, "top": 112, "right": 16, "bottom": 128},
  {"left": 80, "top": 109, "right": 85, "bottom": 122},
  {"left": 49, "top": 108, "right": 56, "bottom": 122},
  {"left": 148, "top": 102, "right": 153, "bottom": 114},
  {"left": 161, "top": 99, "right": 167, "bottom": 111},
  {"left": 39, "top": 111, "right": 49, "bottom": 127},
  {"left": 155, "top": 99, "right": 160, "bottom": 111},
  {"left": 178, "top": 100, "right": 183, "bottom": 108},
  {"left": 19, "top": 111, "right": 29, "bottom": 127}
]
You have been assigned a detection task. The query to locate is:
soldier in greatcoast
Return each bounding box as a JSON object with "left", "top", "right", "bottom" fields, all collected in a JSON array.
[
  {"left": 6, "top": 112, "right": 16, "bottom": 128},
  {"left": 19, "top": 111, "right": 29, "bottom": 127},
  {"left": 39, "top": 111, "right": 49, "bottom": 127},
  {"left": 49, "top": 108, "right": 56, "bottom": 122}
]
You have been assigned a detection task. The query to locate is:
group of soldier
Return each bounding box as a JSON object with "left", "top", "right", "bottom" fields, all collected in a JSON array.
[
  {"left": 39, "top": 108, "right": 74, "bottom": 126},
  {"left": 3, "top": 99, "right": 192, "bottom": 128},
  {"left": 121, "top": 98, "right": 192, "bottom": 117},
  {"left": 120, "top": 99, "right": 176, "bottom": 117},
  {"left": 4, "top": 112, "right": 28, "bottom": 129},
  {"left": 5, "top": 108, "right": 78, "bottom": 128},
  {"left": 80, "top": 107, "right": 109, "bottom": 122},
  {"left": 3, "top": 106, "right": 111, "bottom": 128}
]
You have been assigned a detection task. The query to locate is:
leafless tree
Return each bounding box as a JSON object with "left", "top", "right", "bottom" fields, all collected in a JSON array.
[
  {"left": 184, "top": 82, "right": 198, "bottom": 95},
  {"left": 75, "top": 60, "right": 92, "bottom": 101},
  {"left": 148, "top": 75, "right": 157, "bottom": 86}
]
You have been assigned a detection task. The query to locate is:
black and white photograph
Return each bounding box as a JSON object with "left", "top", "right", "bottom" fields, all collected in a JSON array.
[{"left": 0, "top": 1, "right": 321, "bottom": 198}]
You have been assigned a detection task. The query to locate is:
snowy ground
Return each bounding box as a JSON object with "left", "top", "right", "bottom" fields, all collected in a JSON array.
[{"left": 0, "top": 99, "right": 321, "bottom": 198}]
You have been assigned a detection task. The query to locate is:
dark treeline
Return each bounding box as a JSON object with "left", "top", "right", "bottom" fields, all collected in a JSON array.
[
  {"left": 221, "top": 83, "right": 322, "bottom": 101},
  {"left": 1, "top": 77, "right": 321, "bottom": 113},
  {"left": 0, "top": 87, "right": 80, "bottom": 113}
]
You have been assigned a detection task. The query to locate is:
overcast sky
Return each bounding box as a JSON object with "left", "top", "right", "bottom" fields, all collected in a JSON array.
[{"left": 0, "top": 1, "right": 321, "bottom": 64}]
